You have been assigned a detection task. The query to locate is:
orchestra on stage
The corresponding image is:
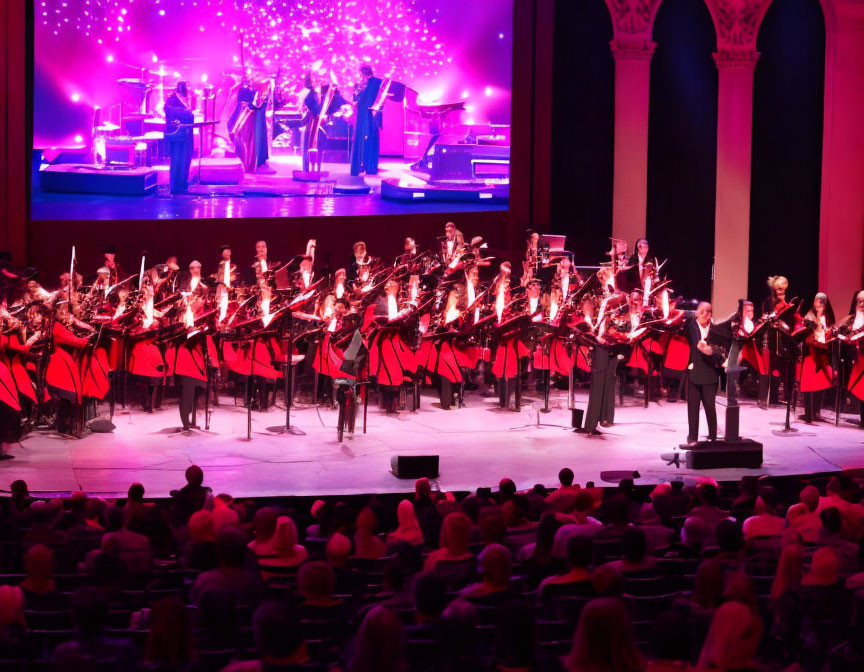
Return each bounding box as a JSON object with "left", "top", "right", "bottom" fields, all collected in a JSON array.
[{"left": 1, "top": 227, "right": 863, "bottom": 451}]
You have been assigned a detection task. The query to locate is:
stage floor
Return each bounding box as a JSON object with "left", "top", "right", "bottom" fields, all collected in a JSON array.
[
  {"left": 3, "top": 390, "right": 864, "bottom": 498},
  {"left": 31, "top": 156, "right": 508, "bottom": 221}
]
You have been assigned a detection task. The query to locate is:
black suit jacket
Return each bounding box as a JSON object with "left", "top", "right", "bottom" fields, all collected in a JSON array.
[{"left": 686, "top": 318, "right": 723, "bottom": 385}]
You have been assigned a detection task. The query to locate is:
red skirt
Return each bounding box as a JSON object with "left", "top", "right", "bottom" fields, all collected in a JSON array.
[
  {"left": 418, "top": 338, "right": 463, "bottom": 384},
  {"left": 849, "top": 352, "right": 864, "bottom": 402},
  {"left": 662, "top": 333, "right": 690, "bottom": 372},
  {"left": 369, "top": 330, "right": 416, "bottom": 387},
  {"left": 81, "top": 346, "right": 111, "bottom": 400},
  {"left": 492, "top": 334, "right": 530, "bottom": 379},
  {"left": 800, "top": 347, "right": 833, "bottom": 393},
  {"left": 46, "top": 347, "right": 84, "bottom": 403},
  {"left": 0, "top": 360, "right": 21, "bottom": 411},
  {"left": 311, "top": 333, "right": 353, "bottom": 380}
]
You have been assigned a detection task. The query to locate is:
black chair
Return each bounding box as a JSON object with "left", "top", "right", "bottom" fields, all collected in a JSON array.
[
  {"left": 23, "top": 610, "right": 74, "bottom": 630},
  {"left": 197, "top": 648, "right": 238, "bottom": 672},
  {"left": 622, "top": 574, "right": 671, "bottom": 597},
  {"left": 536, "top": 579, "right": 593, "bottom": 602},
  {"left": 537, "top": 618, "right": 574, "bottom": 644},
  {"left": 432, "top": 558, "right": 477, "bottom": 590},
  {"left": 405, "top": 639, "right": 441, "bottom": 669},
  {"left": 538, "top": 595, "right": 592, "bottom": 621}
]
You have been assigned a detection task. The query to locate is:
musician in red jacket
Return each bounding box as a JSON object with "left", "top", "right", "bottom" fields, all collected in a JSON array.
[
  {"left": 170, "top": 294, "right": 210, "bottom": 430},
  {"left": 841, "top": 290, "right": 864, "bottom": 428},
  {"left": 418, "top": 289, "right": 465, "bottom": 410},
  {"left": 368, "top": 280, "right": 417, "bottom": 414},
  {"left": 47, "top": 301, "right": 94, "bottom": 436},
  {"left": 799, "top": 293, "right": 835, "bottom": 424}
]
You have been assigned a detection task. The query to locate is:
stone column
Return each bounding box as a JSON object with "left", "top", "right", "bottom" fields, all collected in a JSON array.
[
  {"left": 819, "top": 0, "right": 864, "bottom": 301},
  {"left": 711, "top": 49, "right": 759, "bottom": 316},
  {"left": 610, "top": 39, "right": 655, "bottom": 247}
]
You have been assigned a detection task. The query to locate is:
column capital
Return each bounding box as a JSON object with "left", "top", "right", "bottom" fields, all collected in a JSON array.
[
  {"left": 713, "top": 48, "right": 760, "bottom": 69},
  {"left": 610, "top": 39, "right": 657, "bottom": 61}
]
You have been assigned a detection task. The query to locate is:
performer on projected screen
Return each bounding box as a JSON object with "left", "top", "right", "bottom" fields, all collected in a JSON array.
[
  {"left": 350, "top": 65, "right": 382, "bottom": 177},
  {"left": 301, "top": 72, "right": 350, "bottom": 173},
  {"left": 164, "top": 81, "right": 195, "bottom": 194},
  {"left": 228, "top": 77, "right": 275, "bottom": 175}
]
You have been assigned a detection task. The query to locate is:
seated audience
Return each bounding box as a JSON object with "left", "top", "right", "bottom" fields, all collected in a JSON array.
[
  {"left": 257, "top": 515, "right": 308, "bottom": 573},
  {"left": 18, "top": 544, "right": 63, "bottom": 610},
  {"left": 246, "top": 506, "right": 279, "bottom": 557},
  {"left": 349, "top": 605, "right": 406, "bottom": 672},
  {"left": 742, "top": 486, "right": 785, "bottom": 541},
  {"left": 143, "top": 596, "right": 197, "bottom": 672},
  {"left": 353, "top": 507, "right": 387, "bottom": 559},
  {"left": 460, "top": 543, "right": 512, "bottom": 601},
  {"left": 424, "top": 512, "right": 474, "bottom": 571},
  {"left": 190, "top": 528, "right": 262, "bottom": 607},
  {"left": 538, "top": 534, "right": 593, "bottom": 599},
  {"left": 222, "top": 601, "right": 310, "bottom": 671},
  {"left": 565, "top": 597, "right": 644, "bottom": 672}
]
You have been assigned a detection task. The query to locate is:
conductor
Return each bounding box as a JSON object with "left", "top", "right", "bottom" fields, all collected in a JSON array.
[{"left": 685, "top": 302, "right": 724, "bottom": 445}]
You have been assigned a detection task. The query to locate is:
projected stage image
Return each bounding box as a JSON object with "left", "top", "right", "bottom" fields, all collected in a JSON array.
[{"left": 31, "top": 0, "right": 512, "bottom": 221}]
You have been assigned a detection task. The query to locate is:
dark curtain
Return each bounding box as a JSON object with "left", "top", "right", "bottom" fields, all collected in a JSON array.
[
  {"left": 647, "top": 0, "right": 718, "bottom": 302},
  {"left": 549, "top": 0, "right": 614, "bottom": 269},
  {"left": 748, "top": 0, "right": 825, "bottom": 307}
]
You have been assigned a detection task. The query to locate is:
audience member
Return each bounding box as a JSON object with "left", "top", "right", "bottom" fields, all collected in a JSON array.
[
  {"left": 190, "top": 528, "right": 262, "bottom": 607},
  {"left": 689, "top": 482, "right": 730, "bottom": 522},
  {"left": 101, "top": 507, "right": 152, "bottom": 574},
  {"left": 349, "top": 605, "right": 406, "bottom": 672},
  {"left": 460, "top": 543, "right": 512, "bottom": 600},
  {"left": 545, "top": 468, "right": 581, "bottom": 512},
  {"left": 786, "top": 484, "right": 822, "bottom": 542},
  {"left": 18, "top": 544, "right": 62, "bottom": 610},
  {"left": 222, "top": 601, "right": 309, "bottom": 671},
  {"left": 538, "top": 534, "right": 593, "bottom": 598},
  {"left": 169, "top": 465, "right": 210, "bottom": 525},
  {"left": 143, "top": 596, "right": 197, "bottom": 671},
  {"left": 257, "top": 515, "right": 308, "bottom": 572},
  {"left": 424, "top": 512, "right": 474, "bottom": 571},
  {"left": 696, "top": 601, "right": 761, "bottom": 672},
  {"left": 246, "top": 506, "right": 279, "bottom": 557},
  {"left": 565, "top": 597, "right": 645, "bottom": 672},
  {"left": 387, "top": 499, "right": 425, "bottom": 548},
  {"left": 54, "top": 586, "right": 138, "bottom": 672},
  {"left": 817, "top": 507, "right": 860, "bottom": 577},
  {"left": 353, "top": 507, "right": 387, "bottom": 559},
  {"left": 180, "top": 509, "right": 218, "bottom": 572},
  {"left": 742, "top": 486, "right": 785, "bottom": 540}
]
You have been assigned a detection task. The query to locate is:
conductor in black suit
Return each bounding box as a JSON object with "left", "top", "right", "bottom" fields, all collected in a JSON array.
[{"left": 685, "top": 302, "right": 723, "bottom": 444}]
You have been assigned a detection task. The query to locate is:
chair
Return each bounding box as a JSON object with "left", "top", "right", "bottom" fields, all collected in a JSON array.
[
  {"left": 625, "top": 592, "right": 680, "bottom": 624},
  {"left": 592, "top": 538, "right": 624, "bottom": 564},
  {"left": 197, "top": 648, "right": 238, "bottom": 672},
  {"left": 23, "top": 610, "right": 74, "bottom": 630},
  {"left": 537, "top": 618, "right": 574, "bottom": 644},
  {"left": 432, "top": 558, "right": 477, "bottom": 590},
  {"left": 623, "top": 574, "right": 671, "bottom": 597},
  {"left": 538, "top": 595, "right": 592, "bottom": 621},
  {"left": 406, "top": 639, "right": 441, "bottom": 669},
  {"left": 536, "top": 580, "right": 593, "bottom": 602}
]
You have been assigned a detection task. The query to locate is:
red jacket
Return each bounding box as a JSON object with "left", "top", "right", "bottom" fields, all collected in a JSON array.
[{"left": 46, "top": 321, "right": 89, "bottom": 403}]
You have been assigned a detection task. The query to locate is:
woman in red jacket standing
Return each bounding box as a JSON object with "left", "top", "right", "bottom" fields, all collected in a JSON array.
[
  {"left": 170, "top": 293, "right": 210, "bottom": 431},
  {"left": 46, "top": 301, "right": 94, "bottom": 436},
  {"left": 841, "top": 290, "right": 864, "bottom": 428},
  {"left": 799, "top": 293, "right": 835, "bottom": 423}
]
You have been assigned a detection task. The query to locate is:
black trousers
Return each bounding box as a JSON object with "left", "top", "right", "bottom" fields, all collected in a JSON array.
[
  {"left": 687, "top": 380, "right": 718, "bottom": 442},
  {"left": 178, "top": 376, "right": 204, "bottom": 429},
  {"left": 803, "top": 390, "right": 825, "bottom": 422},
  {"left": 379, "top": 385, "right": 399, "bottom": 413},
  {"left": 585, "top": 358, "right": 619, "bottom": 431}
]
